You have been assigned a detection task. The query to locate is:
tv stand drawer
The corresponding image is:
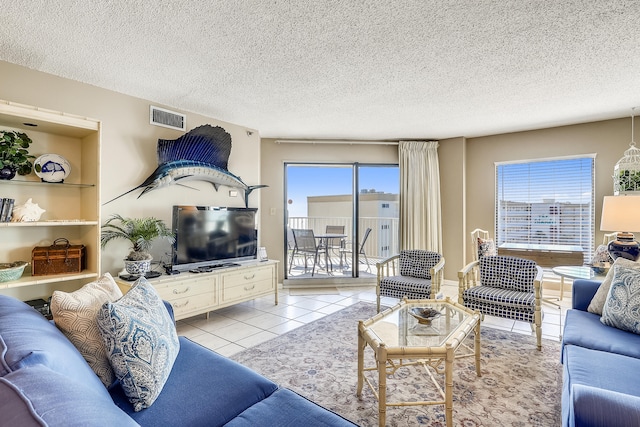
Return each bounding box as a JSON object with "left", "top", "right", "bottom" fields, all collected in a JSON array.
[
  {"left": 153, "top": 276, "right": 216, "bottom": 302},
  {"left": 220, "top": 265, "right": 275, "bottom": 303}
]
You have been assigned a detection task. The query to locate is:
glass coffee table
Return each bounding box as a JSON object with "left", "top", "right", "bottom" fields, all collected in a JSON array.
[{"left": 357, "top": 297, "right": 481, "bottom": 427}]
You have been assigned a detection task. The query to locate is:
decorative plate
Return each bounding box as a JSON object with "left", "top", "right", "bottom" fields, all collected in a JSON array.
[
  {"left": 34, "top": 154, "right": 71, "bottom": 183},
  {"left": 409, "top": 307, "right": 441, "bottom": 325}
]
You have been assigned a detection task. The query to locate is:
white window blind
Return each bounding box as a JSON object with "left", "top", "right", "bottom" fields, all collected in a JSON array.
[{"left": 495, "top": 156, "right": 595, "bottom": 263}]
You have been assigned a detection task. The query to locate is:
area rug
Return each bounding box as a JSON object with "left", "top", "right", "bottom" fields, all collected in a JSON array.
[{"left": 231, "top": 302, "right": 562, "bottom": 426}]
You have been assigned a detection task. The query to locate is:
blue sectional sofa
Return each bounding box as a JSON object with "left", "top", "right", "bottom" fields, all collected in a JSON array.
[
  {"left": 0, "top": 294, "right": 357, "bottom": 427},
  {"left": 561, "top": 279, "right": 640, "bottom": 427}
]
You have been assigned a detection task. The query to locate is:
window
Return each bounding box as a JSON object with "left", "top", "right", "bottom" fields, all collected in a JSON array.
[{"left": 495, "top": 156, "right": 595, "bottom": 262}]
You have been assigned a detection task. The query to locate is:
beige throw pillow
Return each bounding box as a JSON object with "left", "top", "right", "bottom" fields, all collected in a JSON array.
[
  {"left": 51, "top": 273, "right": 123, "bottom": 387},
  {"left": 588, "top": 257, "right": 640, "bottom": 315}
]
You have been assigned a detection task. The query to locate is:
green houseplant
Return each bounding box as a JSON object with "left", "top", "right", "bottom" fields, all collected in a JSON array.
[
  {"left": 101, "top": 214, "right": 175, "bottom": 275},
  {"left": 0, "top": 130, "right": 35, "bottom": 179}
]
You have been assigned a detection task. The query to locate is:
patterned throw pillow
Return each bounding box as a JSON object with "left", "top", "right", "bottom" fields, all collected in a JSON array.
[
  {"left": 601, "top": 265, "right": 640, "bottom": 334},
  {"left": 477, "top": 237, "right": 497, "bottom": 259},
  {"left": 97, "top": 277, "right": 179, "bottom": 411},
  {"left": 591, "top": 244, "right": 614, "bottom": 265},
  {"left": 588, "top": 257, "right": 640, "bottom": 315},
  {"left": 50, "top": 273, "right": 123, "bottom": 387}
]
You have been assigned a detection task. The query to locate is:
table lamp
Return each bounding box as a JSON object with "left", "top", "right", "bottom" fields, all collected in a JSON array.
[{"left": 600, "top": 195, "right": 640, "bottom": 261}]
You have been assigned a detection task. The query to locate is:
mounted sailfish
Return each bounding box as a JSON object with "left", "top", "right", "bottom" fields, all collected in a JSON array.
[{"left": 103, "top": 125, "right": 267, "bottom": 207}]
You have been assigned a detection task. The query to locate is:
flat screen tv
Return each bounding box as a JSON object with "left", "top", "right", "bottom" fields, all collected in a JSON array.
[{"left": 170, "top": 206, "right": 258, "bottom": 271}]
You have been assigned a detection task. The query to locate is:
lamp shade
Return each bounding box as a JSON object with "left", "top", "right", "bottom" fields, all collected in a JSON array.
[
  {"left": 601, "top": 195, "right": 640, "bottom": 261},
  {"left": 600, "top": 196, "right": 640, "bottom": 232}
]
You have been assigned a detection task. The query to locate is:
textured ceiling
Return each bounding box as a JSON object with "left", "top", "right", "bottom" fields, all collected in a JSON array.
[{"left": 1, "top": 1, "right": 640, "bottom": 140}]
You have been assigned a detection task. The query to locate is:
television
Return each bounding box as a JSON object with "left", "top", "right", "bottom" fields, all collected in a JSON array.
[{"left": 170, "top": 206, "right": 258, "bottom": 272}]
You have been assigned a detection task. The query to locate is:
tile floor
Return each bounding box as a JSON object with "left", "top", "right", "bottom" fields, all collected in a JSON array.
[{"left": 176, "top": 281, "right": 571, "bottom": 357}]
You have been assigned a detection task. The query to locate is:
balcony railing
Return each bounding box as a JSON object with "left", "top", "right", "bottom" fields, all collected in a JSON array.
[{"left": 287, "top": 216, "right": 399, "bottom": 278}]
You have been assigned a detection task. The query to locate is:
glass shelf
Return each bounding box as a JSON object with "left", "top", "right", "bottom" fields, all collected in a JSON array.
[
  {"left": 0, "top": 179, "right": 95, "bottom": 188},
  {"left": 0, "top": 220, "right": 98, "bottom": 227}
]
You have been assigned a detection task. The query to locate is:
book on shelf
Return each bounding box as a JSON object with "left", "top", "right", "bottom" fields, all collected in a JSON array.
[
  {"left": 4, "top": 198, "right": 14, "bottom": 222},
  {"left": 0, "top": 198, "right": 14, "bottom": 222}
]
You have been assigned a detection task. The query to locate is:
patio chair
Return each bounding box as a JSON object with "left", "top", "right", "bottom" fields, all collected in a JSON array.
[
  {"left": 289, "top": 229, "right": 321, "bottom": 276},
  {"left": 322, "top": 225, "right": 346, "bottom": 268},
  {"left": 376, "top": 249, "right": 445, "bottom": 312},
  {"left": 339, "top": 227, "right": 372, "bottom": 272},
  {"left": 458, "top": 255, "right": 543, "bottom": 350}
]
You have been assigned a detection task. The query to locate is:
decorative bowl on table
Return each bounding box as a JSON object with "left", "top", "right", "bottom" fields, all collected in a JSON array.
[
  {"left": 409, "top": 307, "right": 441, "bottom": 325},
  {"left": 588, "top": 262, "right": 610, "bottom": 275},
  {"left": 0, "top": 261, "right": 28, "bottom": 283}
]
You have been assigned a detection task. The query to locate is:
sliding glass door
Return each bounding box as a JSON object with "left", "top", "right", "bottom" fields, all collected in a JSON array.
[{"left": 285, "top": 163, "right": 399, "bottom": 282}]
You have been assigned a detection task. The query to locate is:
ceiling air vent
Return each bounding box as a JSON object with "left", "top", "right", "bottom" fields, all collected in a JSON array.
[{"left": 150, "top": 106, "right": 186, "bottom": 131}]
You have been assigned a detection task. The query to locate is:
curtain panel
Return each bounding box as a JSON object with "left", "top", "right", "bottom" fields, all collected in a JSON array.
[{"left": 398, "top": 140, "right": 442, "bottom": 252}]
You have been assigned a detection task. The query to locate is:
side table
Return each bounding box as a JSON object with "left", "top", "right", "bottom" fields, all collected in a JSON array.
[{"left": 551, "top": 265, "right": 606, "bottom": 301}]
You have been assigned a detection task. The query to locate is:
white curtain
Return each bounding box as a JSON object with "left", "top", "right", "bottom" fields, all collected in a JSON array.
[{"left": 398, "top": 140, "right": 442, "bottom": 252}]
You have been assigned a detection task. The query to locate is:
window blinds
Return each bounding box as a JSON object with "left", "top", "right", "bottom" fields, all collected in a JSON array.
[{"left": 495, "top": 156, "right": 595, "bottom": 263}]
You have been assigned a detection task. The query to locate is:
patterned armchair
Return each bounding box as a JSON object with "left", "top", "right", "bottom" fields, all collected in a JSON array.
[
  {"left": 376, "top": 250, "right": 445, "bottom": 312},
  {"left": 458, "top": 255, "right": 544, "bottom": 350}
]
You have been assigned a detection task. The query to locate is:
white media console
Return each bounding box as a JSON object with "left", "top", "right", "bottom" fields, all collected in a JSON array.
[{"left": 116, "top": 260, "right": 279, "bottom": 321}]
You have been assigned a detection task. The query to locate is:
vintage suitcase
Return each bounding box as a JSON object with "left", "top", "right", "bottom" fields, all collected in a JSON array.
[{"left": 31, "top": 238, "right": 86, "bottom": 276}]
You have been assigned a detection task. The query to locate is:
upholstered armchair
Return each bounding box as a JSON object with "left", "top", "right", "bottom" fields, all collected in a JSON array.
[
  {"left": 376, "top": 250, "right": 445, "bottom": 312},
  {"left": 458, "top": 255, "right": 544, "bottom": 350}
]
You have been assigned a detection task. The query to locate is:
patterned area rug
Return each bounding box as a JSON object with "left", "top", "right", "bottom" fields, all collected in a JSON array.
[{"left": 231, "top": 302, "right": 562, "bottom": 426}]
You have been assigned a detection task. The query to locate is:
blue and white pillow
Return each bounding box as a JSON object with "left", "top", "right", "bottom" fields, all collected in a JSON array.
[
  {"left": 97, "top": 277, "right": 179, "bottom": 411},
  {"left": 601, "top": 265, "right": 640, "bottom": 335}
]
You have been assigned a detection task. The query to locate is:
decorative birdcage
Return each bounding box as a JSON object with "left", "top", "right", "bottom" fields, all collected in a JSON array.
[
  {"left": 614, "top": 109, "right": 640, "bottom": 195},
  {"left": 614, "top": 142, "right": 640, "bottom": 195}
]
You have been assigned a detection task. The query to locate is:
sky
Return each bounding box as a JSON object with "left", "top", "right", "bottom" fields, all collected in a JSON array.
[{"left": 286, "top": 165, "right": 399, "bottom": 217}]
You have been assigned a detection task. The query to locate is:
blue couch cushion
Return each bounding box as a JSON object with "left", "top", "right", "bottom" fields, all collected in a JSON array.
[
  {"left": 0, "top": 295, "right": 106, "bottom": 394},
  {"left": 112, "top": 337, "right": 279, "bottom": 426},
  {"left": 562, "top": 345, "right": 640, "bottom": 427},
  {"left": 224, "top": 387, "right": 357, "bottom": 427},
  {"left": 562, "top": 309, "right": 640, "bottom": 360},
  {"left": 0, "top": 364, "right": 138, "bottom": 427}
]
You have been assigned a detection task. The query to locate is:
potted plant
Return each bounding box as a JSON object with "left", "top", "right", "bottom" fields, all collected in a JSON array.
[
  {"left": 101, "top": 214, "right": 175, "bottom": 275},
  {"left": 0, "top": 130, "right": 35, "bottom": 180}
]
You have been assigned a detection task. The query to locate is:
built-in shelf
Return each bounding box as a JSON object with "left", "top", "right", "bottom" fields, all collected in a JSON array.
[
  {"left": 0, "top": 99, "right": 101, "bottom": 299},
  {"left": 0, "top": 270, "right": 99, "bottom": 290}
]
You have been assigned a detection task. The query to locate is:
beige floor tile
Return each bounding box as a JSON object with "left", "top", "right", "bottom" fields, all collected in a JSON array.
[
  {"left": 211, "top": 322, "right": 263, "bottom": 342},
  {"left": 268, "top": 320, "right": 305, "bottom": 334},
  {"left": 215, "top": 343, "right": 245, "bottom": 357},
  {"left": 242, "top": 312, "right": 289, "bottom": 329},
  {"left": 189, "top": 332, "right": 231, "bottom": 351},
  {"left": 235, "top": 330, "right": 279, "bottom": 348}
]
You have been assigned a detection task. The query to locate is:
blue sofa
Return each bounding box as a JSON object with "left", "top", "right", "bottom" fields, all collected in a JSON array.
[
  {"left": 561, "top": 279, "right": 640, "bottom": 427},
  {"left": 0, "top": 295, "right": 357, "bottom": 427}
]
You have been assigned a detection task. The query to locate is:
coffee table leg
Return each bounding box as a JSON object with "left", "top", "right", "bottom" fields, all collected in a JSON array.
[
  {"left": 357, "top": 326, "right": 364, "bottom": 396},
  {"left": 378, "top": 346, "right": 387, "bottom": 427},
  {"left": 445, "top": 346, "right": 454, "bottom": 427}
]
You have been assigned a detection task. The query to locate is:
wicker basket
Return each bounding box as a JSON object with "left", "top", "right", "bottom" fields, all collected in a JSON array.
[{"left": 0, "top": 261, "right": 28, "bottom": 282}]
